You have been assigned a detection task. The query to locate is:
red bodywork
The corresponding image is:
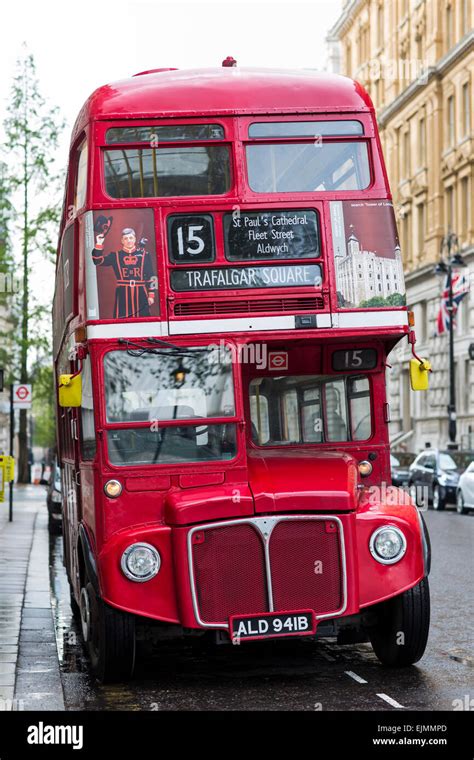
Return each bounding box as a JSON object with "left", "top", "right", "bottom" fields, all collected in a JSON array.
[{"left": 54, "top": 67, "right": 424, "bottom": 639}]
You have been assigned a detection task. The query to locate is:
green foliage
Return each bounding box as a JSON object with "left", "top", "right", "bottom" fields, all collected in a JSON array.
[
  {"left": 359, "top": 292, "right": 407, "bottom": 308},
  {"left": 31, "top": 363, "right": 55, "bottom": 448},
  {"left": 0, "top": 160, "right": 17, "bottom": 382},
  {"left": 3, "top": 48, "right": 66, "bottom": 380},
  {"left": 2, "top": 47, "right": 65, "bottom": 480}
]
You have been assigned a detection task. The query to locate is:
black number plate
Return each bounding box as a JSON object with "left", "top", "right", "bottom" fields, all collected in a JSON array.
[{"left": 230, "top": 610, "right": 316, "bottom": 642}]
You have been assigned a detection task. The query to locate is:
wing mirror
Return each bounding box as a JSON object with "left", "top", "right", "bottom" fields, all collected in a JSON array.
[
  {"left": 58, "top": 373, "right": 82, "bottom": 407},
  {"left": 409, "top": 358, "right": 431, "bottom": 391}
]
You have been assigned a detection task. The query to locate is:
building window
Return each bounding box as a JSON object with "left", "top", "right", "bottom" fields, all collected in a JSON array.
[
  {"left": 446, "top": 4, "right": 453, "bottom": 50},
  {"left": 463, "top": 359, "right": 470, "bottom": 413},
  {"left": 446, "top": 185, "right": 455, "bottom": 231},
  {"left": 461, "top": 176, "right": 469, "bottom": 239},
  {"left": 377, "top": 4, "right": 384, "bottom": 47},
  {"left": 419, "top": 301, "right": 427, "bottom": 343},
  {"left": 418, "top": 117, "right": 426, "bottom": 166},
  {"left": 345, "top": 42, "right": 352, "bottom": 76},
  {"left": 402, "top": 212, "right": 411, "bottom": 263},
  {"left": 462, "top": 82, "right": 470, "bottom": 137},
  {"left": 461, "top": 0, "right": 469, "bottom": 35},
  {"left": 417, "top": 203, "right": 425, "bottom": 260},
  {"left": 403, "top": 130, "right": 410, "bottom": 178},
  {"left": 447, "top": 95, "right": 455, "bottom": 147}
]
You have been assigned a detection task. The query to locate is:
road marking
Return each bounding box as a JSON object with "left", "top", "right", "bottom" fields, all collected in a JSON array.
[
  {"left": 377, "top": 693, "right": 405, "bottom": 709},
  {"left": 319, "top": 650, "right": 336, "bottom": 662},
  {"left": 345, "top": 670, "right": 368, "bottom": 684}
]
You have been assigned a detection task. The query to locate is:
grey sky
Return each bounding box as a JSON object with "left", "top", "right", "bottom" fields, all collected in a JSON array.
[
  {"left": 1, "top": 0, "right": 342, "bottom": 159},
  {"left": 0, "top": 0, "right": 342, "bottom": 356}
]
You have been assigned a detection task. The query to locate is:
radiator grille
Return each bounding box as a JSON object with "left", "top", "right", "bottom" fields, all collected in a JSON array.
[
  {"left": 174, "top": 296, "right": 325, "bottom": 316},
  {"left": 190, "top": 517, "right": 344, "bottom": 626},
  {"left": 269, "top": 520, "right": 342, "bottom": 614},
  {"left": 192, "top": 524, "right": 268, "bottom": 624}
]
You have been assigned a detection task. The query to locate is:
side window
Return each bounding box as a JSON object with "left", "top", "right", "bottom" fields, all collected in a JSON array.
[
  {"left": 302, "top": 386, "right": 323, "bottom": 443},
  {"left": 348, "top": 376, "right": 372, "bottom": 441},
  {"left": 283, "top": 390, "right": 300, "bottom": 442},
  {"left": 324, "top": 379, "right": 348, "bottom": 442},
  {"left": 81, "top": 356, "right": 96, "bottom": 460},
  {"left": 425, "top": 454, "right": 436, "bottom": 470},
  {"left": 249, "top": 392, "right": 269, "bottom": 444},
  {"left": 74, "top": 140, "right": 88, "bottom": 212}
]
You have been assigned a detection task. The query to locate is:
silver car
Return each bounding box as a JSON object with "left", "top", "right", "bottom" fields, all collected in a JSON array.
[{"left": 456, "top": 462, "right": 474, "bottom": 514}]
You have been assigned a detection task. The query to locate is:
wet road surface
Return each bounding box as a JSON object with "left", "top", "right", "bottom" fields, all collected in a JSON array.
[{"left": 48, "top": 509, "right": 473, "bottom": 711}]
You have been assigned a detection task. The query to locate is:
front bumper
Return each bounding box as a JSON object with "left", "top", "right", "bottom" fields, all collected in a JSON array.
[{"left": 97, "top": 499, "right": 426, "bottom": 631}]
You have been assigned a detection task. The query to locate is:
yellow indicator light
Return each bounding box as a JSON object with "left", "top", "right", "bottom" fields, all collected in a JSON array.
[
  {"left": 358, "top": 460, "right": 373, "bottom": 477},
  {"left": 104, "top": 479, "right": 122, "bottom": 498}
]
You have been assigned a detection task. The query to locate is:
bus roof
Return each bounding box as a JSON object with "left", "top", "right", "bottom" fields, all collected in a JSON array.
[{"left": 71, "top": 67, "right": 373, "bottom": 144}]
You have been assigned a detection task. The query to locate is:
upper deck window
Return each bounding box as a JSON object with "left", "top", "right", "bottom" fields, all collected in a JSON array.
[
  {"left": 246, "top": 141, "right": 370, "bottom": 193},
  {"left": 106, "top": 124, "right": 225, "bottom": 143},
  {"left": 249, "top": 121, "right": 363, "bottom": 138},
  {"left": 104, "top": 145, "right": 230, "bottom": 198},
  {"left": 74, "top": 140, "right": 88, "bottom": 210}
]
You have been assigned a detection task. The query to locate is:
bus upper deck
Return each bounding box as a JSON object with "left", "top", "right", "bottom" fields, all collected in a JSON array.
[{"left": 54, "top": 67, "right": 408, "bottom": 358}]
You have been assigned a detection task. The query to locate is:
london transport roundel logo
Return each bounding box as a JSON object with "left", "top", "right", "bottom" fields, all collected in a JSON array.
[{"left": 268, "top": 352, "right": 288, "bottom": 371}]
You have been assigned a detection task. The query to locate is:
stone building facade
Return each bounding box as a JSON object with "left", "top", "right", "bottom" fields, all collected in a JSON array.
[{"left": 327, "top": 0, "right": 474, "bottom": 451}]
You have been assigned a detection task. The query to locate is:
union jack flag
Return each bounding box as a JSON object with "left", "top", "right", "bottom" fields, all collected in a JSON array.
[{"left": 436, "top": 272, "right": 470, "bottom": 334}]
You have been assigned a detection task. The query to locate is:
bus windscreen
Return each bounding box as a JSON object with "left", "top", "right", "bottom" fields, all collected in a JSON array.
[{"left": 246, "top": 141, "right": 370, "bottom": 193}]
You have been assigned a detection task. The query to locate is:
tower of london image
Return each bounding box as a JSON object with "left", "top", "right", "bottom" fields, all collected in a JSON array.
[{"left": 335, "top": 226, "right": 405, "bottom": 307}]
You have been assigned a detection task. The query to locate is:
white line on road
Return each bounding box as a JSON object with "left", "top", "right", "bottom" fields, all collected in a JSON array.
[
  {"left": 377, "top": 693, "right": 405, "bottom": 709},
  {"left": 345, "top": 670, "right": 368, "bottom": 684},
  {"left": 319, "top": 650, "right": 336, "bottom": 662}
]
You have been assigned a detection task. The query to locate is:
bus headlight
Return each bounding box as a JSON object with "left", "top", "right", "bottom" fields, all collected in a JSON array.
[
  {"left": 121, "top": 543, "right": 161, "bottom": 582},
  {"left": 369, "top": 526, "right": 406, "bottom": 565}
]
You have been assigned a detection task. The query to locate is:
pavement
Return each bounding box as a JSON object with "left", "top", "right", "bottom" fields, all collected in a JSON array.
[
  {"left": 0, "top": 485, "right": 65, "bottom": 711},
  {"left": 0, "top": 485, "right": 472, "bottom": 712}
]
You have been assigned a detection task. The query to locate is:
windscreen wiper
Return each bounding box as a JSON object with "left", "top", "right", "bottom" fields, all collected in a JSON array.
[{"left": 118, "top": 337, "right": 207, "bottom": 357}]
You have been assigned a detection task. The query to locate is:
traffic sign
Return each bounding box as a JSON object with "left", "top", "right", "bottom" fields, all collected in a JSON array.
[
  {"left": 469, "top": 343, "right": 474, "bottom": 361},
  {"left": 12, "top": 383, "right": 32, "bottom": 409}
]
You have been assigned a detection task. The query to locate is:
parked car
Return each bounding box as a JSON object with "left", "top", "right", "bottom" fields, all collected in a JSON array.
[
  {"left": 390, "top": 452, "right": 415, "bottom": 487},
  {"left": 456, "top": 461, "right": 474, "bottom": 514},
  {"left": 45, "top": 459, "right": 62, "bottom": 533},
  {"left": 408, "top": 450, "right": 461, "bottom": 510}
]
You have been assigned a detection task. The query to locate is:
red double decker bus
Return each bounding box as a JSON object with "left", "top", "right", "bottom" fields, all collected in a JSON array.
[{"left": 54, "top": 64, "right": 431, "bottom": 682}]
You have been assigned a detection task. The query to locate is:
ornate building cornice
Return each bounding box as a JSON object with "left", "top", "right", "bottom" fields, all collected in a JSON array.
[
  {"left": 378, "top": 32, "right": 474, "bottom": 127},
  {"left": 326, "top": 0, "right": 364, "bottom": 41}
]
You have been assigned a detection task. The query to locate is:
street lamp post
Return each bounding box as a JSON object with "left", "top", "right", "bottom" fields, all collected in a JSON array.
[{"left": 434, "top": 232, "right": 466, "bottom": 449}]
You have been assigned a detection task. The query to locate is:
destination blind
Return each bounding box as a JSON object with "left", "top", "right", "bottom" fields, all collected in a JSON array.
[
  {"left": 224, "top": 209, "right": 320, "bottom": 260},
  {"left": 170, "top": 263, "right": 322, "bottom": 291}
]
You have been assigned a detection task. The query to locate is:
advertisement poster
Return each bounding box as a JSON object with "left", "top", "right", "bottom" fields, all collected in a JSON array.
[
  {"left": 330, "top": 200, "right": 406, "bottom": 308},
  {"left": 84, "top": 208, "right": 159, "bottom": 320}
]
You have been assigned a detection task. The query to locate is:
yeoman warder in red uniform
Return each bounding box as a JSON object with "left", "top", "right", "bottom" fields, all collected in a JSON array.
[{"left": 92, "top": 217, "right": 156, "bottom": 318}]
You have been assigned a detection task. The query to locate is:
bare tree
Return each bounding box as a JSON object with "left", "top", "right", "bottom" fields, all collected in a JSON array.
[{"left": 4, "top": 48, "right": 65, "bottom": 482}]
